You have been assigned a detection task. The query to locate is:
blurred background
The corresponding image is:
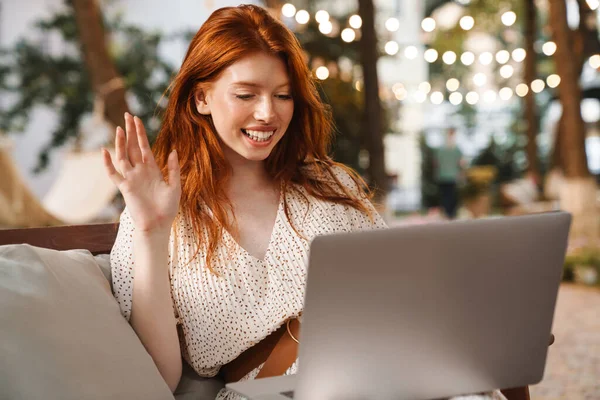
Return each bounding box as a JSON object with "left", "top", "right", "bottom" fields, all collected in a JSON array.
[{"left": 0, "top": 0, "right": 599, "bottom": 398}]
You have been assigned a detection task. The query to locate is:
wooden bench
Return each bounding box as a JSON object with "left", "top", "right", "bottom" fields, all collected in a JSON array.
[{"left": 0, "top": 223, "right": 531, "bottom": 400}]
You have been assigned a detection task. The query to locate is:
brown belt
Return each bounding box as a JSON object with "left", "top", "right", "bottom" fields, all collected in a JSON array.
[{"left": 220, "top": 318, "right": 301, "bottom": 384}]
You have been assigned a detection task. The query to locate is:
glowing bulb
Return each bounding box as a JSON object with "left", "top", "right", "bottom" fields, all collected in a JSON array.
[
  {"left": 449, "top": 92, "right": 463, "bottom": 105},
  {"left": 516, "top": 83, "right": 529, "bottom": 97},
  {"left": 502, "top": 11, "right": 517, "bottom": 26},
  {"left": 385, "top": 41, "right": 400, "bottom": 56},
  {"left": 531, "top": 79, "right": 545, "bottom": 93},
  {"left": 430, "top": 91, "right": 444, "bottom": 105},
  {"left": 496, "top": 50, "right": 510, "bottom": 64},
  {"left": 542, "top": 41, "right": 557, "bottom": 56},
  {"left": 419, "top": 82, "right": 432, "bottom": 94},
  {"left": 499, "top": 87, "right": 513, "bottom": 100},
  {"left": 349, "top": 15, "right": 362, "bottom": 29},
  {"left": 443, "top": 51, "right": 457, "bottom": 65},
  {"left": 547, "top": 74, "right": 561, "bottom": 88},
  {"left": 394, "top": 88, "right": 407, "bottom": 100},
  {"left": 461, "top": 52, "right": 475, "bottom": 66},
  {"left": 295, "top": 10, "right": 310, "bottom": 24},
  {"left": 404, "top": 45, "right": 418, "bottom": 59},
  {"left": 512, "top": 48, "right": 526, "bottom": 62},
  {"left": 473, "top": 72, "right": 487, "bottom": 87},
  {"left": 586, "top": 0, "right": 599, "bottom": 10},
  {"left": 466, "top": 91, "right": 479, "bottom": 105},
  {"left": 315, "top": 66, "right": 329, "bottom": 80},
  {"left": 385, "top": 17, "right": 400, "bottom": 32},
  {"left": 479, "top": 52, "right": 493, "bottom": 65},
  {"left": 446, "top": 78, "right": 460, "bottom": 92},
  {"left": 460, "top": 16, "right": 474, "bottom": 30},
  {"left": 341, "top": 28, "right": 356, "bottom": 43},
  {"left": 422, "top": 17, "right": 436, "bottom": 32},
  {"left": 424, "top": 49, "right": 438, "bottom": 63},
  {"left": 589, "top": 55, "right": 600, "bottom": 69},
  {"left": 319, "top": 21, "right": 333, "bottom": 34},
  {"left": 315, "top": 10, "right": 330, "bottom": 23},
  {"left": 500, "top": 65, "right": 514, "bottom": 79},
  {"left": 281, "top": 3, "right": 296, "bottom": 18}
]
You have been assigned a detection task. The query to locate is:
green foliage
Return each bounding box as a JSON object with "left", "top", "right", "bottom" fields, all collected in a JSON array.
[{"left": 0, "top": 3, "right": 186, "bottom": 172}]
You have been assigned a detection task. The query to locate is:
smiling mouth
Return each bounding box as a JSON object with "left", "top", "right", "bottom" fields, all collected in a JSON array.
[{"left": 241, "top": 129, "right": 276, "bottom": 142}]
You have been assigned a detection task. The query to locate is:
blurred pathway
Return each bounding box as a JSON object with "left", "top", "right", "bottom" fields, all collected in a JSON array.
[{"left": 530, "top": 284, "right": 600, "bottom": 400}]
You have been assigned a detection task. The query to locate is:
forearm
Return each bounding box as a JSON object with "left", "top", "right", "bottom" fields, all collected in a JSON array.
[{"left": 130, "top": 231, "right": 182, "bottom": 392}]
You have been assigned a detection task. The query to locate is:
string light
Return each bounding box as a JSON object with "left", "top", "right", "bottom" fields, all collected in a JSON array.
[
  {"left": 466, "top": 91, "right": 479, "bottom": 105},
  {"left": 341, "top": 28, "right": 356, "bottom": 42},
  {"left": 461, "top": 52, "right": 475, "bottom": 66},
  {"left": 531, "top": 79, "right": 545, "bottom": 93},
  {"left": 460, "top": 16, "right": 474, "bottom": 30},
  {"left": 419, "top": 82, "right": 432, "bottom": 94},
  {"left": 496, "top": 50, "right": 510, "bottom": 64},
  {"left": 479, "top": 52, "right": 493, "bottom": 65},
  {"left": 404, "top": 46, "right": 418, "bottom": 59},
  {"left": 442, "top": 51, "right": 457, "bottom": 65},
  {"left": 349, "top": 15, "right": 362, "bottom": 29},
  {"left": 589, "top": 55, "right": 600, "bottom": 69},
  {"left": 547, "top": 74, "right": 561, "bottom": 88},
  {"left": 385, "top": 17, "right": 400, "bottom": 32},
  {"left": 430, "top": 91, "right": 444, "bottom": 105},
  {"left": 446, "top": 78, "right": 460, "bottom": 92},
  {"left": 586, "top": 0, "right": 599, "bottom": 11},
  {"left": 512, "top": 48, "right": 526, "bottom": 62},
  {"left": 395, "top": 87, "right": 408, "bottom": 100},
  {"left": 449, "top": 92, "right": 463, "bottom": 105},
  {"left": 500, "top": 65, "right": 514, "bottom": 79},
  {"left": 501, "top": 11, "right": 517, "bottom": 26},
  {"left": 315, "top": 10, "right": 330, "bottom": 23},
  {"left": 295, "top": 10, "right": 310, "bottom": 24},
  {"left": 319, "top": 20, "right": 333, "bottom": 34},
  {"left": 422, "top": 17, "right": 436, "bottom": 32},
  {"left": 281, "top": 3, "right": 296, "bottom": 18},
  {"left": 315, "top": 66, "right": 329, "bottom": 80},
  {"left": 473, "top": 72, "right": 487, "bottom": 87},
  {"left": 516, "top": 83, "right": 529, "bottom": 97},
  {"left": 424, "top": 49, "right": 439, "bottom": 63},
  {"left": 542, "top": 41, "right": 557, "bottom": 56},
  {"left": 385, "top": 41, "right": 400, "bottom": 55},
  {"left": 499, "top": 87, "right": 513, "bottom": 100}
]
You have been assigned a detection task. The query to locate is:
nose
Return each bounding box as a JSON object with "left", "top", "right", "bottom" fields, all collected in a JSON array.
[{"left": 254, "top": 96, "right": 276, "bottom": 123}]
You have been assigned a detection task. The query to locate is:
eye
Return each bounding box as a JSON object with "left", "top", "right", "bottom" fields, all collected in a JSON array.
[
  {"left": 236, "top": 94, "right": 254, "bottom": 100},
  {"left": 276, "top": 94, "right": 293, "bottom": 100}
]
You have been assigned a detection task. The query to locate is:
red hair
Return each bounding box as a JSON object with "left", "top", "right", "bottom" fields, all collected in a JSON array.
[{"left": 153, "top": 5, "right": 373, "bottom": 272}]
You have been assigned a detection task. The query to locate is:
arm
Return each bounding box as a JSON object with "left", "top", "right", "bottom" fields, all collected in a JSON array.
[{"left": 104, "top": 113, "right": 182, "bottom": 392}]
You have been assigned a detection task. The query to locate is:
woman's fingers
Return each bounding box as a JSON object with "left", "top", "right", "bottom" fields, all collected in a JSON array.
[
  {"left": 125, "top": 112, "right": 143, "bottom": 165},
  {"left": 167, "top": 150, "right": 181, "bottom": 190},
  {"left": 102, "top": 148, "right": 124, "bottom": 186},
  {"left": 133, "top": 115, "right": 155, "bottom": 165},
  {"left": 115, "top": 126, "right": 133, "bottom": 174}
]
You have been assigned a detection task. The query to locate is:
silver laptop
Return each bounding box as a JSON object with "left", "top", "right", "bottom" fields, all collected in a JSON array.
[{"left": 227, "top": 212, "right": 571, "bottom": 400}]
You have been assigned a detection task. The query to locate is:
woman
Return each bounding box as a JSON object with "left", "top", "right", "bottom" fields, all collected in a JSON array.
[
  {"left": 107, "top": 4, "right": 384, "bottom": 397},
  {"left": 106, "top": 5, "right": 505, "bottom": 400}
]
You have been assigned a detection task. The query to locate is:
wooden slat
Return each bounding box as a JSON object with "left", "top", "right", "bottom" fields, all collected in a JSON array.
[{"left": 0, "top": 223, "right": 119, "bottom": 255}]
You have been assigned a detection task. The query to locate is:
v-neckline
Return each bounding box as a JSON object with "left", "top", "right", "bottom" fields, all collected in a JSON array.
[{"left": 221, "top": 184, "right": 284, "bottom": 264}]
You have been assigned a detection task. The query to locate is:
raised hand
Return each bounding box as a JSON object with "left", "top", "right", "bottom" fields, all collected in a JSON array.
[{"left": 103, "top": 113, "right": 181, "bottom": 235}]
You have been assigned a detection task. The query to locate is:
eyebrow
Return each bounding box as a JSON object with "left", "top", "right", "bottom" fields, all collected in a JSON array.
[{"left": 231, "top": 81, "right": 290, "bottom": 89}]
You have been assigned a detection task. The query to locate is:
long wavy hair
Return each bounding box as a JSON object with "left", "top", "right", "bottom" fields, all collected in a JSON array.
[{"left": 153, "top": 4, "right": 374, "bottom": 272}]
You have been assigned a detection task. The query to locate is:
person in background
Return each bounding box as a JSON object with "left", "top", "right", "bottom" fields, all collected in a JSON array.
[{"left": 433, "top": 127, "right": 465, "bottom": 219}]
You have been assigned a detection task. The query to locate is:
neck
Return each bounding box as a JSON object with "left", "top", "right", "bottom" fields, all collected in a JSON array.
[{"left": 224, "top": 146, "right": 273, "bottom": 189}]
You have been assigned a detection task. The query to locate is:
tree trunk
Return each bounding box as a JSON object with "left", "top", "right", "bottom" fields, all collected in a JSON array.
[
  {"left": 357, "top": 0, "right": 388, "bottom": 200},
  {"left": 523, "top": 0, "right": 539, "bottom": 182},
  {"left": 549, "top": 0, "right": 597, "bottom": 240},
  {"left": 70, "top": 0, "right": 129, "bottom": 136}
]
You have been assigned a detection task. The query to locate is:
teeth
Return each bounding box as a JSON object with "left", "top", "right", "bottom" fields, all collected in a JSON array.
[{"left": 243, "top": 129, "right": 275, "bottom": 142}]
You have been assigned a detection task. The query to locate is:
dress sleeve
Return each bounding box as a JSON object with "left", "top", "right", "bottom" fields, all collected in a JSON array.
[
  {"left": 331, "top": 165, "right": 388, "bottom": 231},
  {"left": 109, "top": 207, "right": 180, "bottom": 322}
]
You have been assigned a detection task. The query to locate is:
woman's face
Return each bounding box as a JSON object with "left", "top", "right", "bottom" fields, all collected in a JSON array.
[{"left": 196, "top": 52, "right": 294, "bottom": 163}]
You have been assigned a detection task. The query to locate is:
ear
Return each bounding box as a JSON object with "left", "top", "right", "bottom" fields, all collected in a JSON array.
[{"left": 195, "top": 89, "right": 211, "bottom": 115}]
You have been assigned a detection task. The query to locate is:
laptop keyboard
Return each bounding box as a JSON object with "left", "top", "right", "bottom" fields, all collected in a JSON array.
[{"left": 280, "top": 391, "right": 295, "bottom": 398}]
